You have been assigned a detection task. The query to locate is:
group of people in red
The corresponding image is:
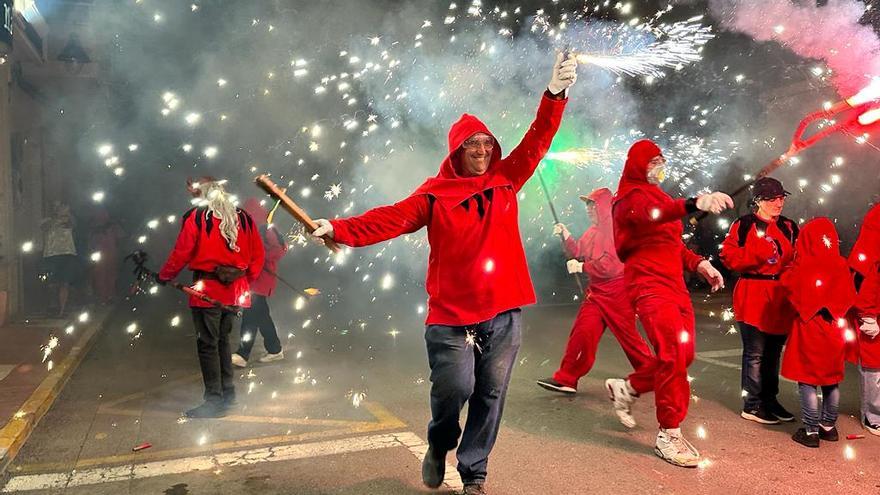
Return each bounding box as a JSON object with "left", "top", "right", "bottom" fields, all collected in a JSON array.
[{"left": 153, "top": 50, "right": 880, "bottom": 494}]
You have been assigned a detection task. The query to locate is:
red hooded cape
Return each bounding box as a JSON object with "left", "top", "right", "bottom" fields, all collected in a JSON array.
[
  {"left": 847, "top": 204, "right": 880, "bottom": 367},
  {"left": 781, "top": 218, "right": 856, "bottom": 385},
  {"left": 242, "top": 198, "right": 288, "bottom": 297},
  {"left": 330, "top": 93, "right": 567, "bottom": 325},
  {"left": 612, "top": 139, "right": 702, "bottom": 296}
]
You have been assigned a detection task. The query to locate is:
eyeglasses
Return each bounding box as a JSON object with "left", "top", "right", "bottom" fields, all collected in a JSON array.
[{"left": 461, "top": 137, "right": 495, "bottom": 151}]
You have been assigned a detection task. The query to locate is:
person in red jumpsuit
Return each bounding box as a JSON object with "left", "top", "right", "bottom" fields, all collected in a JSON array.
[
  {"left": 310, "top": 53, "right": 577, "bottom": 495},
  {"left": 536, "top": 187, "right": 653, "bottom": 394},
  {"left": 720, "top": 177, "right": 799, "bottom": 425},
  {"left": 158, "top": 180, "right": 265, "bottom": 418},
  {"left": 604, "top": 139, "right": 732, "bottom": 468},
  {"left": 232, "top": 198, "right": 289, "bottom": 367},
  {"left": 779, "top": 217, "right": 855, "bottom": 448},
  {"left": 848, "top": 203, "right": 880, "bottom": 435}
]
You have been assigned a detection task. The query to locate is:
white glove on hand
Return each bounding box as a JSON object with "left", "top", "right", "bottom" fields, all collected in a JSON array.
[
  {"left": 553, "top": 223, "right": 571, "bottom": 239},
  {"left": 697, "top": 260, "right": 725, "bottom": 292},
  {"left": 860, "top": 317, "right": 880, "bottom": 338},
  {"left": 695, "top": 192, "right": 734, "bottom": 215},
  {"left": 547, "top": 52, "right": 578, "bottom": 96},
  {"left": 566, "top": 259, "right": 584, "bottom": 274},
  {"left": 311, "top": 219, "right": 335, "bottom": 245}
]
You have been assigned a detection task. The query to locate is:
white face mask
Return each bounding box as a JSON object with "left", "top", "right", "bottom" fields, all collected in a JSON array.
[{"left": 647, "top": 163, "right": 667, "bottom": 185}]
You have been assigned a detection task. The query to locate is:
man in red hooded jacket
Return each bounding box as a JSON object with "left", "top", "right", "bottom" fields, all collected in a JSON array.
[
  {"left": 536, "top": 187, "right": 653, "bottom": 394},
  {"left": 849, "top": 203, "right": 880, "bottom": 435},
  {"left": 604, "top": 139, "right": 732, "bottom": 468},
  {"left": 232, "top": 198, "right": 289, "bottom": 367},
  {"left": 311, "top": 53, "right": 576, "bottom": 494}
]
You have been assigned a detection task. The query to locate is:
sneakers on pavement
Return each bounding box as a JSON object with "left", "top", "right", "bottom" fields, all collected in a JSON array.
[
  {"left": 864, "top": 417, "right": 880, "bottom": 436},
  {"left": 654, "top": 428, "right": 700, "bottom": 468},
  {"left": 258, "top": 351, "right": 284, "bottom": 363},
  {"left": 463, "top": 483, "right": 487, "bottom": 495},
  {"left": 184, "top": 402, "right": 227, "bottom": 419},
  {"left": 605, "top": 378, "right": 637, "bottom": 428},
  {"left": 536, "top": 377, "right": 576, "bottom": 394},
  {"left": 766, "top": 401, "right": 796, "bottom": 422},
  {"left": 792, "top": 428, "right": 820, "bottom": 448},
  {"left": 231, "top": 353, "right": 247, "bottom": 368},
  {"left": 421, "top": 446, "right": 446, "bottom": 489},
  {"left": 740, "top": 408, "right": 781, "bottom": 425},
  {"left": 818, "top": 425, "right": 839, "bottom": 442}
]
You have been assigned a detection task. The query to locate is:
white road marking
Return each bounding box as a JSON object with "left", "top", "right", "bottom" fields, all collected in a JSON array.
[
  {"left": 2, "top": 431, "right": 462, "bottom": 492},
  {"left": 0, "top": 365, "right": 14, "bottom": 382},
  {"left": 697, "top": 349, "right": 743, "bottom": 359}
]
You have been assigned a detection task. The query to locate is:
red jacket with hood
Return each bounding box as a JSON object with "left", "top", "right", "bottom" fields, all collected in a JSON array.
[
  {"left": 564, "top": 188, "right": 624, "bottom": 288},
  {"left": 848, "top": 204, "right": 880, "bottom": 368},
  {"left": 780, "top": 218, "right": 856, "bottom": 385},
  {"left": 159, "top": 206, "right": 265, "bottom": 308},
  {"left": 612, "top": 140, "right": 703, "bottom": 297},
  {"left": 330, "top": 93, "right": 567, "bottom": 326},
  {"left": 242, "top": 198, "right": 288, "bottom": 297}
]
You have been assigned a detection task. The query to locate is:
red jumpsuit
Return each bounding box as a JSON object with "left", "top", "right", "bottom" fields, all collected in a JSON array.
[
  {"left": 612, "top": 139, "right": 704, "bottom": 429},
  {"left": 849, "top": 204, "right": 880, "bottom": 368},
  {"left": 552, "top": 188, "right": 653, "bottom": 389}
]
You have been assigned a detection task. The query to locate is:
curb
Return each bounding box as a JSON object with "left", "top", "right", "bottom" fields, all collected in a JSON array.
[{"left": 0, "top": 308, "right": 112, "bottom": 476}]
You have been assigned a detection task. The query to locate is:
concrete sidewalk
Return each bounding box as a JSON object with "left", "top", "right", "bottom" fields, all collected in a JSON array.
[{"left": 0, "top": 307, "right": 112, "bottom": 474}]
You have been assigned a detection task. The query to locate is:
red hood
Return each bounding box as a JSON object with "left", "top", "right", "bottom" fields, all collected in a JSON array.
[
  {"left": 242, "top": 198, "right": 267, "bottom": 226},
  {"left": 849, "top": 203, "right": 880, "bottom": 277},
  {"left": 412, "top": 113, "right": 510, "bottom": 209},
  {"left": 587, "top": 187, "right": 613, "bottom": 230},
  {"left": 615, "top": 139, "right": 663, "bottom": 202}
]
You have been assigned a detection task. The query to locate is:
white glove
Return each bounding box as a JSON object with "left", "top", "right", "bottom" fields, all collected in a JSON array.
[
  {"left": 697, "top": 259, "right": 725, "bottom": 292},
  {"left": 695, "top": 192, "right": 734, "bottom": 215},
  {"left": 547, "top": 52, "right": 578, "bottom": 96},
  {"left": 860, "top": 317, "right": 880, "bottom": 338},
  {"left": 553, "top": 223, "right": 571, "bottom": 239},
  {"left": 311, "top": 219, "right": 335, "bottom": 241},
  {"left": 566, "top": 259, "right": 584, "bottom": 274}
]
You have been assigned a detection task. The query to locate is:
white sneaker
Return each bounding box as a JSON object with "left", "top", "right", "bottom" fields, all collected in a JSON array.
[
  {"left": 654, "top": 428, "right": 701, "bottom": 468},
  {"left": 258, "top": 351, "right": 284, "bottom": 363},
  {"left": 231, "top": 353, "right": 247, "bottom": 368},
  {"left": 605, "top": 378, "right": 637, "bottom": 428}
]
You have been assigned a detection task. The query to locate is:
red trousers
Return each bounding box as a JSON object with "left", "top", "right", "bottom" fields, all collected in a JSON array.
[
  {"left": 626, "top": 289, "right": 696, "bottom": 429},
  {"left": 553, "top": 294, "right": 653, "bottom": 389}
]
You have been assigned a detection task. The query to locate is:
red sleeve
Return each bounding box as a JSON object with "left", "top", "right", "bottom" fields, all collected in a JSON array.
[
  {"left": 583, "top": 253, "right": 619, "bottom": 279},
  {"left": 563, "top": 233, "right": 580, "bottom": 259},
  {"left": 265, "top": 227, "right": 287, "bottom": 264},
  {"left": 247, "top": 224, "right": 265, "bottom": 283},
  {"left": 616, "top": 191, "right": 689, "bottom": 227},
  {"left": 681, "top": 247, "right": 704, "bottom": 273},
  {"left": 855, "top": 270, "right": 880, "bottom": 317},
  {"left": 330, "top": 194, "right": 431, "bottom": 247},
  {"left": 158, "top": 209, "right": 199, "bottom": 281},
  {"left": 719, "top": 220, "right": 776, "bottom": 272},
  {"left": 500, "top": 93, "right": 567, "bottom": 192}
]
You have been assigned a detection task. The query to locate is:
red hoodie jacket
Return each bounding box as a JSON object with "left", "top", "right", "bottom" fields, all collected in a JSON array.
[
  {"left": 242, "top": 198, "right": 288, "bottom": 297},
  {"left": 330, "top": 92, "right": 567, "bottom": 326},
  {"left": 848, "top": 203, "right": 880, "bottom": 368},
  {"left": 564, "top": 188, "right": 624, "bottom": 285},
  {"left": 612, "top": 140, "right": 703, "bottom": 295},
  {"left": 159, "top": 206, "right": 265, "bottom": 308}
]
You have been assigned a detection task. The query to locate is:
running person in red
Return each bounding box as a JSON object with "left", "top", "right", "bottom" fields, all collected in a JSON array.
[
  {"left": 604, "top": 139, "right": 732, "bottom": 467},
  {"left": 158, "top": 180, "right": 265, "bottom": 418},
  {"left": 720, "top": 177, "right": 798, "bottom": 425},
  {"left": 536, "top": 188, "right": 653, "bottom": 394}
]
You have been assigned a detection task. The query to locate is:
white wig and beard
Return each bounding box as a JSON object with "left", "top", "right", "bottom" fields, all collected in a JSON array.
[{"left": 196, "top": 180, "right": 240, "bottom": 252}]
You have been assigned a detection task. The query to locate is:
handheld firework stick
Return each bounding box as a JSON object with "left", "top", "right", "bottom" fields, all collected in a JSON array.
[
  {"left": 690, "top": 79, "right": 880, "bottom": 226},
  {"left": 536, "top": 167, "right": 587, "bottom": 293},
  {"left": 124, "top": 250, "right": 243, "bottom": 316},
  {"left": 263, "top": 267, "right": 321, "bottom": 297},
  {"left": 254, "top": 175, "right": 342, "bottom": 253}
]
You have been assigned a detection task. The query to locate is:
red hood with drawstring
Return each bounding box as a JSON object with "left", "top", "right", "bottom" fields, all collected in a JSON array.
[
  {"left": 330, "top": 93, "right": 567, "bottom": 325},
  {"left": 612, "top": 139, "right": 703, "bottom": 296},
  {"left": 242, "top": 198, "right": 287, "bottom": 297}
]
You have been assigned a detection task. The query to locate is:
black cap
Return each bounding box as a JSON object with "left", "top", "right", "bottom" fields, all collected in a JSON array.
[{"left": 752, "top": 177, "right": 790, "bottom": 201}]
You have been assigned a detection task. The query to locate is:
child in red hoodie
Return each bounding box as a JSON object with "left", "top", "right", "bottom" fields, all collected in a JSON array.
[{"left": 780, "top": 217, "right": 856, "bottom": 447}]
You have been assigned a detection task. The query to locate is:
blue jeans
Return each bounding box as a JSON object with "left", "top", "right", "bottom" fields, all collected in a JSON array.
[
  {"left": 798, "top": 383, "right": 839, "bottom": 432},
  {"left": 425, "top": 309, "right": 522, "bottom": 485},
  {"left": 739, "top": 322, "right": 787, "bottom": 411}
]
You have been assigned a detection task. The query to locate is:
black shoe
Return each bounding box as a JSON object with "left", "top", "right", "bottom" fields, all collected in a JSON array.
[
  {"left": 184, "top": 402, "right": 227, "bottom": 419},
  {"left": 421, "top": 446, "right": 446, "bottom": 488},
  {"left": 741, "top": 408, "right": 781, "bottom": 425},
  {"left": 766, "top": 402, "right": 796, "bottom": 422},
  {"left": 536, "top": 377, "right": 576, "bottom": 394},
  {"left": 864, "top": 417, "right": 880, "bottom": 436},
  {"left": 463, "top": 483, "right": 487, "bottom": 495},
  {"left": 819, "top": 425, "right": 839, "bottom": 442},
  {"left": 792, "top": 428, "right": 820, "bottom": 448}
]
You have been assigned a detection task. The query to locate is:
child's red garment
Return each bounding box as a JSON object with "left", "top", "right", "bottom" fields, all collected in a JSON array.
[
  {"left": 780, "top": 218, "right": 856, "bottom": 386},
  {"left": 848, "top": 204, "right": 880, "bottom": 368}
]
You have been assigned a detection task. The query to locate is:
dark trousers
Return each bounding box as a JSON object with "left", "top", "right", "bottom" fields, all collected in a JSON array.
[
  {"left": 425, "top": 309, "right": 522, "bottom": 485},
  {"left": 236, "top": 295, "right": 282, "bottom": 359},
  {"left": 739, "top": 321, "right": 787, "bottom": 411},
  {"left": 192, "top": 307, "right": 240, "bottom": 404}
]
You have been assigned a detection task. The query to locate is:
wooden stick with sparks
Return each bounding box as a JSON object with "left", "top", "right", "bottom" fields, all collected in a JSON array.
[{"left": 254, "top": 175, "right": 342, "bottom": 252}]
